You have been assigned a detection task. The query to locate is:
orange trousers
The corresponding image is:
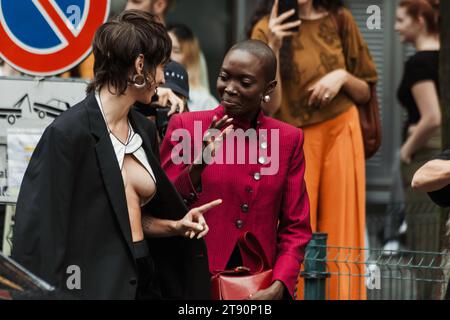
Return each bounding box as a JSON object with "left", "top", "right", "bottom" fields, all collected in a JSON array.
[{"left": 297, "top": 106, "right": 367, "bottom": 300}]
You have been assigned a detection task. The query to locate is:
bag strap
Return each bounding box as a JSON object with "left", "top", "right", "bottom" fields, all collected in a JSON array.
[{"left": 237, "top": 231, "right": 270, "bottom": 273}]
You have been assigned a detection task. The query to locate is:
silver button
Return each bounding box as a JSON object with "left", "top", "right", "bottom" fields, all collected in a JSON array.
[
  {"left": 258, "top": 156, "right": 266, "bottom": 165},
  {"left": 253, "top": 172, "right": 261, "bottom": 181},
  {"left": 260, "top": 141, "right": 267, "bottom": 150},
  {"left": 241, "top": 204, "right": 249, "bottom": 213}
]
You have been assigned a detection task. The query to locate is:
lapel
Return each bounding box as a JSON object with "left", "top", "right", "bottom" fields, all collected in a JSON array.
[
  {"left": 128, "top": 110, "right": 162, "bottom": 185},
  {"left": 84, "top": 93, "right": 134, "bottom": 258}
]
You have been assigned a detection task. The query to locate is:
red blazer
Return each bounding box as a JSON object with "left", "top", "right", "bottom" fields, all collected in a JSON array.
[{"left": 160, "top": 106, "right": 312, "bottom": 297}]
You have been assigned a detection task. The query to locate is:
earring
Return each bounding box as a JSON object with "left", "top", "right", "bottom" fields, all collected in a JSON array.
[
  {"left": 263, "top": 95, "right": 271, "bottom": 103},
  {"left": 132, "top": 74, "right": 146, "bottom": 89}
]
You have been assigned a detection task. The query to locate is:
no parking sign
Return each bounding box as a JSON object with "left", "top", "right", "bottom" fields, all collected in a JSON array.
[{"left": 0, "top": 0, "right": 110, "bottom": 76}]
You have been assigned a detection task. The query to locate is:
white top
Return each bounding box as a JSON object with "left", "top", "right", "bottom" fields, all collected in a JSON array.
[
  {"left": 95, "top": 91, "right": 156, "bottom": 206},
  {"left": 189, "top": 89, "right": 219, "bottom": 112}
]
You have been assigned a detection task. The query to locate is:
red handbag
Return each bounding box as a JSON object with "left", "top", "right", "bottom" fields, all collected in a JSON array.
[{"left": 211, "top": 232, "right": 273, "bottom": 300}]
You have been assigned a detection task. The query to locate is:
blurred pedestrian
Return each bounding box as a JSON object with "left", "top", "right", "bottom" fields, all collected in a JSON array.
[
  {"left": 167, "top": 23, "right": 218, "bottom": 111},
  {"left": 412, "top": 150, "right": 450, "bottom": 300},
  {"left": 125, "top": 0, "right": 174, "bottom": 25},
  {"left": 383, "top": 0, "right": 441, "bottom": 251}
]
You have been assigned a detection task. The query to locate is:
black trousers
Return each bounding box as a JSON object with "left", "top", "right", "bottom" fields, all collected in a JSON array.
[{"left": 133, "top": 240, "right": 162, "bottom": 300}]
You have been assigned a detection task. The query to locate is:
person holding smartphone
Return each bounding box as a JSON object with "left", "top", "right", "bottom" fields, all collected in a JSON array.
[{"left": 248, "top": 0, "right": 378, "bottom": 299}]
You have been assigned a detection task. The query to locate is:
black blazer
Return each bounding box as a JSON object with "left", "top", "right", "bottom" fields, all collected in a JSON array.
[{"left": 11, "top": 93, "right": 210, "bottom": 300}]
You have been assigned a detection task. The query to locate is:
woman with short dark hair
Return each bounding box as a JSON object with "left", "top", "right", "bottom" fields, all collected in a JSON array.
[{"left": 12, "top": 10, "right": 220, "bottom": 300}]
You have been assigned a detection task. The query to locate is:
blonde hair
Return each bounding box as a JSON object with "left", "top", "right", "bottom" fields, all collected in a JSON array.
[{"left": 167, "top": 24, "right": 204, "bottom": 89}]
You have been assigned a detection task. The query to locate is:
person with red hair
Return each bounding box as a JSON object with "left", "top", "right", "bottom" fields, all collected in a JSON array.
[{"left": 384, "top": 0, "right": 441, "bottom": 251}]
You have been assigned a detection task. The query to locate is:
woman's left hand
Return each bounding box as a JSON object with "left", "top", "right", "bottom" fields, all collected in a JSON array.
[
  {"left": 174, "top": 199, "right": 222, "bottom": 239},
  {"left": 248, "top": 280, "right": 285, "bottom": 300},
  {"left": 308, "top": 69, "right": 348, "bottom": 109}
]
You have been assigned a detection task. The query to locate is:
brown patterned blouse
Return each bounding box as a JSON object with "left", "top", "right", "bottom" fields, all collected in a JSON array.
[{"left": 251, "top": 8, "right": 378, "bottom": 128}]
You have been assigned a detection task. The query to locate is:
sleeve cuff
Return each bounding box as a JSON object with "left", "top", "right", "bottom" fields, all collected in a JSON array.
[{"left": 272, "top": 253, "right": 303, "bottom": 299}]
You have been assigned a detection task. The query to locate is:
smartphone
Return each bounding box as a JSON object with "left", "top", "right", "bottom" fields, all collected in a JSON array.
[{"left": 277, "top": 0, "right": 300, "bottom": 32}]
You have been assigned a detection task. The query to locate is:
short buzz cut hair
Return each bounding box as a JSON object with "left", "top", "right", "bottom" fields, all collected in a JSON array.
[
  {"left": 87, "top": 9, "right": 171, "bottom": 95},
  {"left": 229, "top": 40, "right": 277, "bottom": 82}
]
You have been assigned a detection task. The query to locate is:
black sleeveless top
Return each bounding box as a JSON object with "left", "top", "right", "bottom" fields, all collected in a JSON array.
[{"left": 397, "top": 51, "right": 439, "bottom": 139}]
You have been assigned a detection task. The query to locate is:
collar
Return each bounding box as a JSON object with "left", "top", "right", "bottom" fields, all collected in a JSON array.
[
  {"left": 213, "top": 105, "right": 266, "bottom": 130},
  {"left": 94, "top": 91, "right": 156, "bottom": 184}
]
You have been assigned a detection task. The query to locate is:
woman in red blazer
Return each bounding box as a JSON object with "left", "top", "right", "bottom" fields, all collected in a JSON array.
[{"left": 160, "top": 40, "right": 312, "bottom": 299}]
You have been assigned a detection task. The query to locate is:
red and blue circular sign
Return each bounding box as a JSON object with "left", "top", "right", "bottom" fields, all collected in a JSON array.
[{"left": 0, "top": 0, "right": 110, "bottom": 76}]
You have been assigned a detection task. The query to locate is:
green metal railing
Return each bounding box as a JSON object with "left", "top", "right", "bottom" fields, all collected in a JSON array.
[{"left": 300, "top": 233, "right": 450, "bottom": 300}]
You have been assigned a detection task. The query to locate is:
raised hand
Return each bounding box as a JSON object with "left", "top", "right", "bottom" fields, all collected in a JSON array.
[
  {"left": 267, "top": 0, "right": 301, "bottom": 52},
  {"left": 200, "top": 115, "right": 234, "bottom": 162}
]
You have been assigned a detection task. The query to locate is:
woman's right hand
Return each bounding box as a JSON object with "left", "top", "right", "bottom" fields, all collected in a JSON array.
[{"left": 268, "top": 0, "right": 301, "bottom": 52}]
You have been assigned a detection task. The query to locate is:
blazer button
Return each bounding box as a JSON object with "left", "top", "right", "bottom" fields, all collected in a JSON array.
[
  {"left": 241, "top": 204, "right": 249, "bottom": 213},
  {"left": 129, "top": 278, "right": 137, "bottom": 286},
  {"left": 235, "top": 220, "right": 243, "bottom": 229},
  {"left": 253, "top": 172, "right": 261, "bottom": 181},
  {"left": 189, "top": 192, "right": 195, "bottom": 199},
  {"left": 183, "top": 199, "right": 188, "bottom": 204}
]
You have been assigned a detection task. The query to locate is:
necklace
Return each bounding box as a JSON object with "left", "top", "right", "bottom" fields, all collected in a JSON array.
[{"left": 97, "top": 92, "right": 134, "bottom": 146}]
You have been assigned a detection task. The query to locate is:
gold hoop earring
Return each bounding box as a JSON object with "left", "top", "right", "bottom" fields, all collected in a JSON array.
[{"left": 132, "top": 74, "right": 146, "bottom": 89}]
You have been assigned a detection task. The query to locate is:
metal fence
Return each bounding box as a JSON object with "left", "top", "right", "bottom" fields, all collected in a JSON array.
[
  {"left": 298, "top": 233, "right": 450, "bottom": 300},
  {"left": 367, "top": 202, "right": 448, "bottom": 252}
]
